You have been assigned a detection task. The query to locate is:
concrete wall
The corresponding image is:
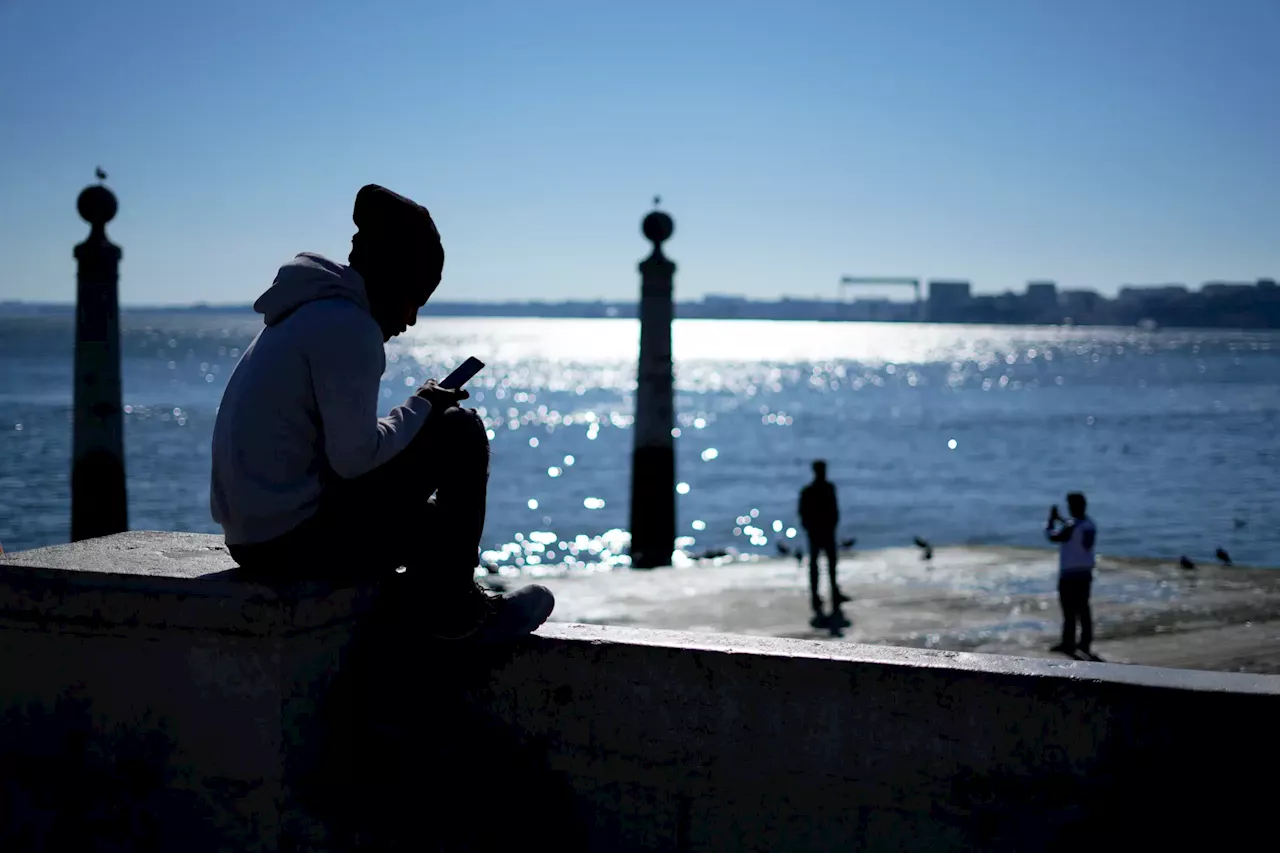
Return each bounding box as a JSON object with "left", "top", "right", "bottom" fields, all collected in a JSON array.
[
  {"left": 3, "top": 532, "right": 1279, "bottom": 851},
  {"left": 0, "top": 532, "right": 374, "bottom": 851},
  {"left": 463, "top": 625, "right": 1280, "bottom": 850}
]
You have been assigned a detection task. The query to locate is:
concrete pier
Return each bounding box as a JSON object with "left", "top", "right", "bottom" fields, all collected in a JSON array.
[
  {"left": 71, "top": 176, "right": 127, "bottom": 541},
  {"left": 629, "top": 202, "right": 677, "bottom": 569},
  {"left": 1, "top": 532, "right": 1278, "bottom": 850},
  {"left": 528, "top": 545, "right": 1280, "bottom": 674}
]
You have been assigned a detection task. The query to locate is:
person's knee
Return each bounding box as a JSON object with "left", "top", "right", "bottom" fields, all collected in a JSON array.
[{"left": 438, "top": 406, "right": 488, "bottom": 445}]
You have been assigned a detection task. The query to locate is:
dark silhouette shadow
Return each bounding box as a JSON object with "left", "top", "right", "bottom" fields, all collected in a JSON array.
[
  {"left": 303, "top": 581, "right": 587, "bottom": 851},
  {"left": 799, "top": 460, "right": 848, "bottom": 627},
  {"left": 0, "top": 690, "right": 212, "bottom": 851},
  {"left": 827, "top": 605, "right": 851, "bottom": 638}
]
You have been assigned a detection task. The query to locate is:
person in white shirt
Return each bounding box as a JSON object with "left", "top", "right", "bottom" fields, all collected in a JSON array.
[{"left": 1045, "top": 492, "right": 1099, "bottom": 660}]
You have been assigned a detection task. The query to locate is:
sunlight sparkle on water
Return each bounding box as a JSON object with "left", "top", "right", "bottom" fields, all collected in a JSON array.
[
  {"left": 18, "top": 315, "right": 1270, "bottom": 567},
  {"left": 676, "top": 482, "right": 690, "bottom": 494}
]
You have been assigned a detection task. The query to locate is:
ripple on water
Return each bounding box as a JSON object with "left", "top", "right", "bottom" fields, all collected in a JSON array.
[{"left": 1, "top": 317, "right": 1278, "bottom": 568}]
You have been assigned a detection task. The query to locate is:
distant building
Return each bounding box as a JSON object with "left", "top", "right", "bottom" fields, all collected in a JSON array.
[
  {"left": 1119, "top": 284, "right": 1188, "bottom": 302},
  {"left": 1060, "top": 289, "right": 1106, "bottom": 324},
  {"left": 1024, "top": 281, "right": 1059, "bottom": 320},
  {"left": 1114, "top": 285, "right": 1190, "bottom": 324},
  {"left": 927, "top": 279, "right": 971, "bottom": 322},
  {"left": 1201, "top": 281, "right": 1256, "bottom": 298},
  {"left": 700, "top": 294, "right": 749, "bottom": 319},
  {"left": 775, "top": 298, "right": 840, "bottom": 321}
]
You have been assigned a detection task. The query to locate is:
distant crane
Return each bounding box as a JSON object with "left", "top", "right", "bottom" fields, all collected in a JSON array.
[{"left": 838, "top": 276, "right": 924, "bottom": 321}]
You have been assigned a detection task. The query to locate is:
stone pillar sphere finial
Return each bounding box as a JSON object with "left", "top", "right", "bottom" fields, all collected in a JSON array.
[
  {"left": 78, "top": 184, "right": 118, "bottom": 228},
  {"left": 642, "top": 209, "right": 674, "bottom": 247}
]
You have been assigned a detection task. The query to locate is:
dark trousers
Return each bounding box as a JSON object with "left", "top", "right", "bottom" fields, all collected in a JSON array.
[
  {"left": 806, "top": 530, "right": 838, "bottom": 607},
  {"left": 229, "top": 405, "right": 490, "bottom": 585},
  {"left": 228, "top": 408, "right": 540, "bottom": 847},
  {"left": 1058, "top": 573, "right": 1093, "bottom": 652}
]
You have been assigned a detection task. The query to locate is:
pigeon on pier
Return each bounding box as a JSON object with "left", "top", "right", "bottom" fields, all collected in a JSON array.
[
  {"left": 1179, "top": 555, "right": 1196, "bottom": 570},
  {"left": 1215, "top": 548, "right": 1232, "bottom": 567}
]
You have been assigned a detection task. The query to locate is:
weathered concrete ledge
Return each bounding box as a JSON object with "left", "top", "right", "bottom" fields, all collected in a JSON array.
[
  {"left": 0, "top": 531, "right": 368, "bottom": 636},
  {"left": 466, "top": 623, "right": 1280, "bottom": 849},
  {"left": 3, "top": 532, "right": 1279, "bottom": 850},
  {"left": 0, "top": 532, "right": 374, "bottom": 851}
]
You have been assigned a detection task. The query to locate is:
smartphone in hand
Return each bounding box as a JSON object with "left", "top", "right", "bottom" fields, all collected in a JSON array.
[{"left": 442, "top": 357, "right": 485, "bottom": 390}]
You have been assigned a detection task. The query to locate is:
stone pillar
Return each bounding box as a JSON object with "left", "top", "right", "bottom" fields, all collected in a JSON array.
[
  {"left": 71, "top": 176, "right": 127, "bottom": 541},
  {"left": 629, "top": 203, "right": 676, "bottom": 569}
]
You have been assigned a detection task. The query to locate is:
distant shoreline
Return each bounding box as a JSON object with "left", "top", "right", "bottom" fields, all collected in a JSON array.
[{"left": 4, "top": 302, "right": 1280, "bottom": 331}]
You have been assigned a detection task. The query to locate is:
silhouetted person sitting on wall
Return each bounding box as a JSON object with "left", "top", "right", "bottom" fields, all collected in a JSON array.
[
  {"left": 1045, "top": 492, "right": 1099, "bottom": 661},
  {"left": 799, "top": 460, "right": 849, "bottom": 627},
  {"left": 210, "top": 184, "right": 554, "bottom": 643}
]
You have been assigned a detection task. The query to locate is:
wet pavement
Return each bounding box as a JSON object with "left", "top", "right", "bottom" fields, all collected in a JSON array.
[{"left": 504, "top": 546, "right": 1280, "bottom": 674}]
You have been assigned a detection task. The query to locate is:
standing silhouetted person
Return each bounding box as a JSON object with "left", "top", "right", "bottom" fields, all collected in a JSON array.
[
  {"left": 1045, "top": 492, "right": 1098, "bottom": 660},
  {"left": 799, "top": 460, "right": 848, "bottom": 626}
]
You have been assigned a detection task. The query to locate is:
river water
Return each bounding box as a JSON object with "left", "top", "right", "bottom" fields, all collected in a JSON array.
[{"left": 1, "top": 315, "right": 1277, "bottom": 567}]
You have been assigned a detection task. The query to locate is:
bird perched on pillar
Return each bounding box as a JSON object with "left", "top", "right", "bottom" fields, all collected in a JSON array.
[{"left": 95, "top": 166, "right": 107, "bottom": 181}]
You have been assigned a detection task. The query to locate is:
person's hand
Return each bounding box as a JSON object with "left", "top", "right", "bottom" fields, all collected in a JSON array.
[
  {"left": 415, "top": 378, "right": 470, "bottom": 412},
  {"left": 1048, "top": 504, "right": 1061, "bottom": 524}
]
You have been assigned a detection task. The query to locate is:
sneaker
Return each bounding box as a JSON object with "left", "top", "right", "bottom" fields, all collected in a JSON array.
[
  {"left": 427, "top": 582, "right": 556, "bottom": 645},
  {"left": 809, "top": 612, "right": 830, "bottom": 629},
  {"left": 1049, "top": 642, "right": 1076, "bottom": 656}
]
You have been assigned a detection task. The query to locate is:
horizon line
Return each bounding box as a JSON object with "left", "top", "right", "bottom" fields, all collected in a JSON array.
[{"left": 4, "top": 279, "right": 1273, "bottom": 312}]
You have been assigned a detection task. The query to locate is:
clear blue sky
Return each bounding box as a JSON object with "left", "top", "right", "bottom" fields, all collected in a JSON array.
[{"left": 2, "top": 0, "right": 1277, "bottom": 305}]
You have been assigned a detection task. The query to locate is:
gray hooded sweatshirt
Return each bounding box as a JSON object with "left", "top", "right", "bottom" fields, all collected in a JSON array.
[{"left": 210, "top": 253, "right": 431, "bottom": 545}]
